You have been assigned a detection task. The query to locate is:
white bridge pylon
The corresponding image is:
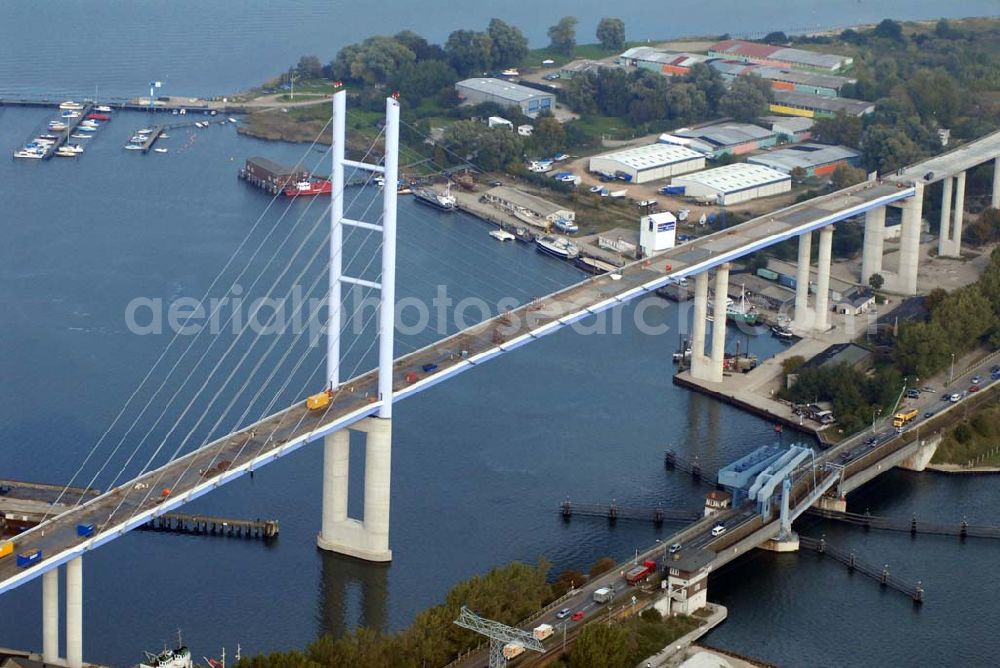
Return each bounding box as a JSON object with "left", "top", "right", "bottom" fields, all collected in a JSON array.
[{"left": 317, "top": 89, "right": 399, "bottom": 562}]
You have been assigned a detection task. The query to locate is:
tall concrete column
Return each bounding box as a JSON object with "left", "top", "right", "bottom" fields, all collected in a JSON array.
[
  {"left": 318, "top": 429, "right": 349, "bottom": 549},
  {"left": 898, "top": 182, "right": 924, "bottom": 296},
  {"left": 66, "top": 557, "right": 83, "bottom": 668},
  {"left": 42, "top": 569, "right": 59, "bottom": 663},
  {"left": 709, "top": 265, "right": 730, "bottom": 383},
  {"left": 951, "top": 171, "right": 966, "bottom": 256},
  {"left": 861, "top": 207, "right": 885, "bottom": 286},
  {"left": 362, "top": 418, "right": 392, "bottom": 561},
  {"left": 938, "top": 176, "right": 954, "bottom": 257},
  {"left": 690, "top": 272, "right": 709, "bottom": 379},
  {"left": 814, "top": 226, "right": 833, "bottom": 331},
  {"left": 992, "top": 158, "right": 1000, "bottom": 210},
  {"left": 793, "top": 232, "right": 812, "bottom": 329}
]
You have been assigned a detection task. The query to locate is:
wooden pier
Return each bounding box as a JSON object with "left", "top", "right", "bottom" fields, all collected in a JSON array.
[
  {"left": 14, "top": 102, "right": 93, "bottom": 160},
  {"left": 139, "top": 513, "right": 278, "bottom": 540}
]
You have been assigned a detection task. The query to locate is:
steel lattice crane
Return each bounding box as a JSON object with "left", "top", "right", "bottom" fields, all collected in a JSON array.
[{"left": 453, "top": 606, "right": 544, "bottom": 668}]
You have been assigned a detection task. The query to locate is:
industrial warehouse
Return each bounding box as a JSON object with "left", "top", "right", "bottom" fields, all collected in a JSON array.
[
  {"left": 664, "top": 123, "right": 778, "bottom": 159},
  {"left": 589, "top": 144, "right": 705, "bottom": 183},
  {"left": 748, "top": 143, "right": 861, "bottom": 176},
  {"left": 616, "top": 47, "right": 709, "bottom": 76},
  {"left": 670, "top": 163, "right": 791, "bottom": 205},
  {"left": 770, "top": 90, "right": 875, "bottom": 118},
  {"left": 707, "top": 39, "right": 854, "bottom": 72},
  {"left": 454, "top": 78, "right": 554, "bottom": 117}
]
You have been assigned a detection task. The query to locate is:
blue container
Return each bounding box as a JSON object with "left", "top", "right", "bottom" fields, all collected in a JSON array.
[
  {"left": 77, "top": 523, "right": 95, "bottom": 537},
  {"left": 16, "top": 549, "right": 41, "bottom": 568},
  {"left": 661, "top": 186, "right": 685, "bottom": 195},
  {"left": 778, "top": 274, "right": 797, "bottom": 289},
  {"left": 421, "top": 363, "right": 438, "bottom": 373}
]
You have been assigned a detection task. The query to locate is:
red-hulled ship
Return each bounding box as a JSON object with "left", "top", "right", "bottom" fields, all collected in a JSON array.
[
  {"left": 86, "top": 113, "right": 111, "bottom": 121},
  {"left": 284, "top": 179, "right": 333, "bottom": 197}
]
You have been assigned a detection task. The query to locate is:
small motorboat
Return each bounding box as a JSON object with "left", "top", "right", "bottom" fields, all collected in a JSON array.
[
  {"left": 136, "top": 128, "right": 153, "bottom": 134},
  {"left": 489, "top": 229, "right": 516, "bottom": 242},
  {"left": 124, "top": 144, "right": 145, "bottom": 151},
  {"left": 59, "top": 100, "right": 83, "bottom": 110},
  {"left": 70, "top": 134, "right": 90, "bottom": 139},
  {"left": 13, "top": 148, "right": 45, "bottom": 159},
  {"left": 95, "top": 105, "right": 112, "bottom": 113},
  {"left": 48, "top": 122, "right": 68, "bottom": 131},
  {"left": 153, "top": 148, "right": 168, "bottom": 153},
  {"left": 535, "top": 236, "right": 579, "bottom": 260},
  {"left": 76, "top": 125, "right": 97, "bottom": 133},
  {"left": 159, "top": 134, "right": 169, "bottom": 139},
  {"left": 55, "top": 146, "right": 81, "bottom": 157},
  {"left": 61, "top": 110, "right": 81, "bottom": 118},
  {"left": 61, "top": 144, "right": 84, "bottom": 154},
  {"left": 228, "top": 117, "right": 238, "bottom": 123}
]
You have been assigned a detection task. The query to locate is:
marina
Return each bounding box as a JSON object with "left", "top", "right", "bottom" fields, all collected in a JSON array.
[{"left": 13, "top": 101, "right": 95, "bottom": 159}]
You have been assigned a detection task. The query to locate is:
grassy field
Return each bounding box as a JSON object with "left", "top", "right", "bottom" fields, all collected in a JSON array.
[
  {"left": 931, "top": 399, "right": 1000, "bottom": 466},
  {"left": 523, "top": 41, "right": 644, "bottom": 68}
]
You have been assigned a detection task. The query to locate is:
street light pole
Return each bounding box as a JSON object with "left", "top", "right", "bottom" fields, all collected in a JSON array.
[{"left": 950, "top": 353, "right": 956, "bottom": 386}]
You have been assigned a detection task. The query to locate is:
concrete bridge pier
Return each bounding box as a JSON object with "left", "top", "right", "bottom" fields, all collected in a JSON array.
[
  {"left": 897, "top": 182, "right": 924, "bottom": 295},
  {"left": 793, "top": 231, "right": 813, "bottom": 330},
  {"left": 689, "top": 271, "right": 709, "bottom": 380},
  {"left": 938, "top": 176, "right": 955, "bottom": 257},
  {"left": 67, "top": 556, "right": 83, "bottom": 668},
  {"left": 861, "top": 207, "right": 885, "bottom": 286},
  {"left": 708, "top": 264, "right": 730, "bottom": 383},
  {"left": 689, "top": 265, "right": 728, "bottom": 383},
  {"left": 898, "top": 435, "right": 941, "bottom": 472},
  {"left": 992, "top": 158, "right": 1000, "bottom": 209},
  {"left": 814, "top": 226, "right": 833, "bottom": 331},
  {"left": 42, "top": 569, "right": 58, "bottom": 663},
  {"left": 939, "top": 173, "right": 965, "bottom": 258},
  {"left": 318, "top": 418, "right": 393, "bottom": 562}
]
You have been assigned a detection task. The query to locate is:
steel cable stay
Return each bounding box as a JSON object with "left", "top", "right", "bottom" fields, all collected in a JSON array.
[
  {"left": 48, "top": 116, "right": 336, "bottom": 513},
  {"left": 145, "top": 208, "right": 392, "bottom": 506},
  {"left": 87, "top": 132, "right": 386, "bottom": 499}
]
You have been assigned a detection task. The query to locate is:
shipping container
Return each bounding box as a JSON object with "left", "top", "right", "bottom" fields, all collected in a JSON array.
[
  {"left": 660, "top": 185, "right": 686, "bottom": 195},
  {"left": 756, "top": 268, "right": 779, "bottom": 281},
  {"left": 777, "top": 274, "right": 797, "bottom": 289},
  {"left": 17, "top": 549, "right": 41, "bottom": 568}
]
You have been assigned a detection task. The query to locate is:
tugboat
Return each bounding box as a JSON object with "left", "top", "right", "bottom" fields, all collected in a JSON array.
[
  {"left": 284, "top": 179, "right": 333, "bottom": 197},
  {"left": 412, "top": 183, "right": 457, "bottom": 210},
  {"left": 535, "top": 235, "right": 579, "bottom": 260},
  {"left": 770, "top": 323, "right": 794, "bottom": 340}
]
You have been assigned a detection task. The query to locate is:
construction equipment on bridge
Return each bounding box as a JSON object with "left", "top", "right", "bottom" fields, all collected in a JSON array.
[
  {"left": 559, "top": 499, "right": 700, "bottom": 525},
  {"left": 799, "top": 536, "right": 924, "bottom": 603},
  {"left": 807, "top": 508, "right": 1000, "bottom": 540},
  {"left": 453, "top": 606, "right": 544, "bottom": 668},
  {"left": 307, "top": 389, "right": 333, "bottom": 410}
]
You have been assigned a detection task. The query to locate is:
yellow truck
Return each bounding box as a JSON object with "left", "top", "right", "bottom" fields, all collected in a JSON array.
[
  {"left": 306, "top": 390, "right": 332, "bottom": 411},
  {"left": 0, "top": 541, "right": 13, "bottom": 560},
  {"left": 892, "top": 409, "right": 919, "bottom": 429}
]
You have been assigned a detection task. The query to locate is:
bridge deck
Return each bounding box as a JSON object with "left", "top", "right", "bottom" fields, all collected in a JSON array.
[{"left": 0, "top": 179, "right": 913, "bottom": 594}]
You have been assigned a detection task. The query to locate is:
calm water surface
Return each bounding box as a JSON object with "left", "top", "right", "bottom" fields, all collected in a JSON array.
[{"left": 0, "top": 3, "right": 998, "bottom": 665}]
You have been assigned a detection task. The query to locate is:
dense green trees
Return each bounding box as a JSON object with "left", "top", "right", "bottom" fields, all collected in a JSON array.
[
  {"left": 812, "top": 111, "right": 863, "bottom": 149},
  {"left": 487, "top": 19, "right": 529, "bottom": 69},
  {"left": 781, "top": 363, "right": 903, "bottom": 434},
  {"left": 445, "top": 29, "right": 493, "bottom": 76},
  {"left": 719, "top": 75, "right": 772, "bottom": 122},
  {"left": 239, "top": 561, "right": 554, "bottom": 668},
  {"left": 570, "top": 624, "right": 631, "bottom": 668},
  {"left": 596, "top": 17, "right": 626, "bottom": 51},
  {"left": 295, "top": 55, "right": 323, "bottom": 79},
  {"left": 390, "top": 60, "right": 458, "bottom": 105},
  {"left": 548, "top": 16, "right": 579, "bottom": 55},
  {"left": 442, "top": 121, "right": 524, "bottom": 170}
]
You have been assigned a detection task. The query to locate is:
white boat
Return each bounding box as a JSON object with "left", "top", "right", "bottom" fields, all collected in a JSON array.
[
  {"left": 80, "top": 120, "right": 100, "bottom": 128},
  {"left": 501, "top": 68, "right": 520, "bottom": 76},
  {"left": 59, "top": 101, "right": 83, "bottom": 110},
  {"left": 61, "top": 144, "right": 84, "bottom": 153},
  {"left": 130, "top": 135, "right": 147, "bottom": 143},
  {"left": 535, "top": 235, "right": 579, "bottom": 260},
  {"left": 95, "top": 105, "right": 112, "bottom": 113},
  {"left": 124, "top": 144, "right": 145, "bottom": 151},
  {"left": 698, "top": 213, "right": 707, "bottom": 226},
  {"left": 137, "top": 128, "right": 153, "bottom": 134},
  {"left": 48, "top": 122, "right": 68, "bottom": 131},
  {"left": 14, "top": 148, "right": 45, "bottom": 159},
  {"left": 489, "top": 229, "right": 516, "bottom": 242},
  {"left": 153, "top": 148, "right": 168, "bottom": 153},
  {"left": 609, "top": 189, "right": 627, "bottom": 198},
  {"left": 76, "top": 125, "right": 97, "bottom": 132},
  {"left": 677, "top": 208, "right": 690, "bottom": 222},
  {"left": 228, "top": 117, "right": 238, "bottom": 123},
  {"left": 553, "top": 218, "right": 579, "bottom": 234},
  {"left": 159, "top": 134, "right": 169, "bottom": 139},
  {"left": 55, "top": 147, "right": 80, "bottom": 157},
  {"left": 589, "top": 185, "right": 602, "bottom": 193},
  {"left": 70, "top": 133, "right": 91, "bottom": 139},
  {"left": 61, "top": 110, "right": 81, "bottom": 118}
]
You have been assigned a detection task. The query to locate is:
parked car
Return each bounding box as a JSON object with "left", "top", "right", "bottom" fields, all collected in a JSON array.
[
  {"left": 543, "top": 73, "right": 561, "bottom": 81},
  {"left": 555, "top": 607, "right": 572, "bottom": 619}
]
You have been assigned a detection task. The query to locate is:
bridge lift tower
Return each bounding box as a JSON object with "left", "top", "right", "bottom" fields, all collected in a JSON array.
[{"left": 454, "top": 606, "right": 544, "bottom": 668}]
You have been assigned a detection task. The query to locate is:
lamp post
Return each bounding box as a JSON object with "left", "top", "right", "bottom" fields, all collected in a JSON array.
[
  {"left": 950, "top": 353, "right": 956, "bottom": 386},
  {"left": 871, "top": 407, "right": 881, "bottom": 433}
]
